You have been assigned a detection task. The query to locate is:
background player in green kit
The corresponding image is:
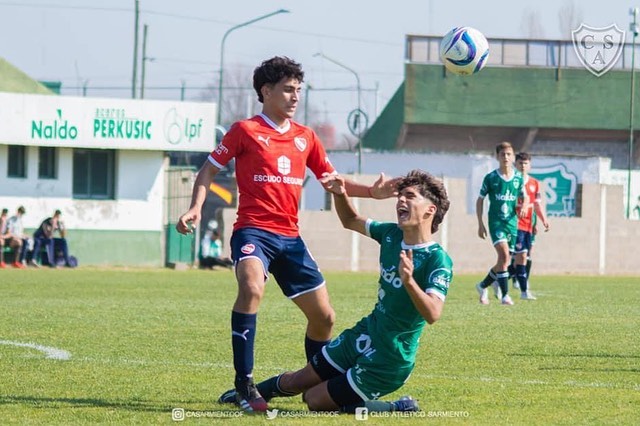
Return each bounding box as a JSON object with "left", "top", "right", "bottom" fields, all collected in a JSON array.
[
  {"left": 475, "top": 142, "right": 527, "bottom": 305},
  {"left": 219, "top": 170, "right": 453, "bottom": 413}
]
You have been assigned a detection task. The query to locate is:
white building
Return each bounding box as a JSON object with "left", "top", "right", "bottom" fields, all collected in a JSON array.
[{"left": 0, "top": 92, "right": 215, "bottom": 266}]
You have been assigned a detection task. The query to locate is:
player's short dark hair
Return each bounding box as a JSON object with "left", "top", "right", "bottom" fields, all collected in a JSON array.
[
  {"left": 495, "top": 141, "right": 513, "bottom": 154},
  {"left": 253, "top": 56, "right": 304, "bottom": 103},
  {"left": 54, "top": 209, "right": 62, "bottom": 216},
  {"left": 1, "top": 208, "right": 7, "bottom": 215},
  {"left": 516, "top": 152, "right": 531, "bottom": 162},
  {"left": 397, "top": 170, "right": 450, "bottom": 234},
  {"left": 17, "top": 206, "right": 26, "bottom": 214}
]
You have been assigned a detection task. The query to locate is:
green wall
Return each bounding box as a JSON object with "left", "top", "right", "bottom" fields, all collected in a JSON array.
[
  {"left": 64, "top": 230, "right": 163, "bottom": 267},
  {"left": 405, "top": 64, "right": 640, "bottom": 130}
]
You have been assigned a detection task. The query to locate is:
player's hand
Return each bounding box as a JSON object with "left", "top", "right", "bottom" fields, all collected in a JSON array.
[
  {"left": 399, "top": 249, "right": 414, "bottom": 285},
  {"left": 478, "top": 223, "right": 487, "bottom": 239},
  {"left": 543, "top": 221, "right": 550, "bottom": 232},
  {"left": 319, "top": 173, "right": 346, "bottom": 195},
  {"left": 176, "top": 208, "right": 200, "bottom": 235},
  {"left": 369, "top": 173, "right": 401, "bottom": 199}
]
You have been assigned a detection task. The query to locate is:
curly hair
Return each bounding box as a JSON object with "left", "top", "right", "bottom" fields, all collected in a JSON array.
[
  {"left": 253, "top": 56, "right": 304, "bottom": 103},
  {"left": 397, "top": 170, "right": 450, "bottom": 234}
]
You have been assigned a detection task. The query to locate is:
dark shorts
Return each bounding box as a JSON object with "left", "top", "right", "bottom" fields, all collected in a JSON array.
[
  {"left": 230, "top": 227, "right": 325, "bottom": 299},
  {"left": 514, "top": 229, "right": 532, "bottom": 254}
]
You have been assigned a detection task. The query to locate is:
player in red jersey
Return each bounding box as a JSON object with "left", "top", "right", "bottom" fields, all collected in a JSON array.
[
  {"left": 513, "top": 152, "right": 549, "bottom": 300},
  {"left": 176, "top": 56, "right": 398, "bottom": 412}
]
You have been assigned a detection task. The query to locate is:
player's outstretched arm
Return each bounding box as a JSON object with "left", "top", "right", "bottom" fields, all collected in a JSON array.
[
  {"left": 320, "top": 174, "right": 367, "bottom": 235},
  {"left": 176, "top": 161, "right": 221, "bottom": 235},
  {"left": 343, "top": 172, "right": 400, "bottom": 199},
  {"left": 399, "top": 250, "right": 444, "bottom": 324}
]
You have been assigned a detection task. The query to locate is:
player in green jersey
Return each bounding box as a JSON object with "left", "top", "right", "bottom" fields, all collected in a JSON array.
[
  {"left": 476, "top": 142, "right": 527, "bottom": 305},
  {"left": 218, "top": 170, "right": 453, "bottom": 413}
]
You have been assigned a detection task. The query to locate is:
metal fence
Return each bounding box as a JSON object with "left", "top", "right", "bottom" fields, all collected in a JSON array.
[{"left": 406, "top": 34, "right": 640, "bottom": 70}]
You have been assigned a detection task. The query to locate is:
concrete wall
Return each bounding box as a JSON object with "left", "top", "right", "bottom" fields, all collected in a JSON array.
[{"left": 221, "top": 177, "right": 640, "bottom": 276}]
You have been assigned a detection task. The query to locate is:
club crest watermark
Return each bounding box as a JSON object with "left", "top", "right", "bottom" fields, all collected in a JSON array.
[{"left": 571, "top": 24, "right": 625, "bottom": 77}]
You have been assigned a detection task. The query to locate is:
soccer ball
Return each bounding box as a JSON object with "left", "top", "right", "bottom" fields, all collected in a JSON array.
[{"left": 439, "top": 27, "right": 489, "bottom": 75}]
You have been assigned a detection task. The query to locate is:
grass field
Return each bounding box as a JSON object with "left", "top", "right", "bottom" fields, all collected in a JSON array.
[{"left": 0, "top": 268, "right": 638, "bottom": 425}]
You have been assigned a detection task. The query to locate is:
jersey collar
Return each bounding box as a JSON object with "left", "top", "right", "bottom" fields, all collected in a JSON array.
[
  {"left": 401, "top": 240, "right": 436, "bottom": 250},
  {"left": 259, "top": 113, "right": 291, "bottom": 134}
]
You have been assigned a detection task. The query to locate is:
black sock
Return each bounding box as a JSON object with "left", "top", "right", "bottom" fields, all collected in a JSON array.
[
  {"left": 305, "top": 336, "right": 330, "bottom": 362},
  {"left": 496, "top": 271, "right": 509, "bottom": 297},
  {"left": 526, "top": 258, "right": 532, "bottom": 277},
  {"left": 341, "top": 400, "right": 395, "bottom": 414},
  {"left": 231, "top": 311, "right": 256, "bottom": 381},
  {"left": 516, "top": 264, "right": 528, "bottom": 292},
  {"left": 480, "top": 269, "right": 497, "bottom": 288},
  {"left": 508, "top": 261, "right": 516, "bottom": 280},
  {"left": 256, "top": 374, "right": 297, "bottom": 401}
]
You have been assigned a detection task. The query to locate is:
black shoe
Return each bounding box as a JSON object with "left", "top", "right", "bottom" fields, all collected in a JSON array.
[
  {"left": 234, "top": 377, "right": 267, "bottom": 413},
  {"left": 218, "top": 388, "right": 237, "bottom": 404},
  {"left": 392, "top": 396, "right": 419, "bottom": 412}
]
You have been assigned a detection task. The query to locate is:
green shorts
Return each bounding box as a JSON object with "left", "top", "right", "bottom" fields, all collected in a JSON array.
[
  {"left": 322, "top": 318, "right": 414, "bottom": 401},
  {"left": 488, "top": 220, "right": 517, "bottom": 251}
]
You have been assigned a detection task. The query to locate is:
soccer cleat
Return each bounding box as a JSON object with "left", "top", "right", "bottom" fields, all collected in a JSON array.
[
  {"left": 501, "top": 295, "right": 514, "bottom": 305},
  {"left": 234, "top": 377, "right": 268, "bottom": 413},
  {"left": 476, "top": 283, "right": 489, "bottom": 305},
  {"left": 218, "top": 388, "right": 237, "bottom": 404},
  {"left": 392, "top": 396, "right": 419, "bottom": 412},
  {"left": 12, "top": 261, "right": 26, "bottom": 269},
  {"left": 0, "top": 261, "right": 6, "bottom": 268},
  {"left": 27, "top": 260, "right": 40, "bottom": 268},
  {"left": 521, "top": 291, "right": 537, "bottom": 300},
  {"left": 491, "top": 282, "right": 502, "bottom": 300}
]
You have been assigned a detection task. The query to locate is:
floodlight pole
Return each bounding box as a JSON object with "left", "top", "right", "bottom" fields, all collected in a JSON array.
[
  {"left": 313, "top": 52, "right": 363, "bottom": 174},
  {"left": 628, "top": 7, "right": 639, "bottom": 218},
  {"left": 216, "top": 9, "right": 290, "bottom": 127}
]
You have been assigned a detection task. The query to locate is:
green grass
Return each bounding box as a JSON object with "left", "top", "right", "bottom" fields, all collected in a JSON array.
[{"left": 0, "top": 269, "right": 638, "bottom": 424}]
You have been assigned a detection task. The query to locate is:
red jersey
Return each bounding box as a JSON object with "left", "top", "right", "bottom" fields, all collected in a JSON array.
[
  {"left": 517, "top": 176, "right": 542, "bottom": 232},
  {"left": 209, "top": 114, "right": 335, "bottom": 237}
]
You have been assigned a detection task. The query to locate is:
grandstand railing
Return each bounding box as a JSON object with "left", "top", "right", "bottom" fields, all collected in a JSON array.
[{"left": 405, "top": 34, "right": 640, "bottom": 70}]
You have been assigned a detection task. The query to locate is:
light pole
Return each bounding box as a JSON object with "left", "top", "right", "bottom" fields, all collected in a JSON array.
[
  {"left": 216, "top": 9, "right": 290, "bottom": 126},
  {"left": 628, "top": 7, "right": 639, "bottom": 218},
  {"left": 131, "top": 0, "right": 140, "bottom": 99},
  {"left": 313, "top": 52, "right": 364, "bottom": 174},
  {"left": 140, "top": 24, "right": 155, "bottom": 99}
]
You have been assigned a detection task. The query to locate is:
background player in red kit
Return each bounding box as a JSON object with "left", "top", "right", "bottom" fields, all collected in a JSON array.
[
  {"left": 513, "top": 152, "right": 550, "bottom": 300},
  {"left": 176, "top": 56, "right": 398, "bottom": 412}
]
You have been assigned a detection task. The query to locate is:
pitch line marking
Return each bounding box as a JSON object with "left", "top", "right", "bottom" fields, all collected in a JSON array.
[{"left": 0, "top": 340, "right": 72, "bottom": 360}]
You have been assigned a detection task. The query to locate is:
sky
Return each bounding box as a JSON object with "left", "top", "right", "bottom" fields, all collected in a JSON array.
[{"left": 0, "top": 0, "right": 637, "bottom": 141}]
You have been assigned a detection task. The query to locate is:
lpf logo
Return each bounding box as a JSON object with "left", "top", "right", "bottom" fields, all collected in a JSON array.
[{"left": 571, "top": 24, "right": 625, "bottom": 77}]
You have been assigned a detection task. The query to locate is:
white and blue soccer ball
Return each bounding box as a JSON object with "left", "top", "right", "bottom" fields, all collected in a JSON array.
[{"left": 439, "top": 27, "right": 489, "bottom": 75}]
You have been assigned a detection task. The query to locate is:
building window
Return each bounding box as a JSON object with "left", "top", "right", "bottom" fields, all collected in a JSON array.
[
  {"left": 7, "top": 145, "right": 27, "bottom": 178},
  {"left": 38, "top": 146, "right": 57, "bottom": 179},
  {"left": 73, "top": 149, "right": 115, "bottom": 199}
]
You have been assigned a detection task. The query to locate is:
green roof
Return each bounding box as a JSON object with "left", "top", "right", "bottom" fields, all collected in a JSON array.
[
  {"left": 362, "top": 82, "right": 405, "bottom": 150},
  {"left": 0, "top": 58, "right": 54, "bottom": 95}
]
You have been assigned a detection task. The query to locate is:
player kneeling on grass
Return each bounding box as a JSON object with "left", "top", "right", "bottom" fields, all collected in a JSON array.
[{"left": 219, "top": 170, "right": 453, "bottom": 413}]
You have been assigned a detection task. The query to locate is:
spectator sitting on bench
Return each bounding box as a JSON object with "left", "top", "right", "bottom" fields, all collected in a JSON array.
[
  {"left": 200, "top": 220, "right": 233, "bottom": 270},
  {"left": 3, "top": 206, "right": 28, "bottom": 269},
  {"left": 31, "top": 209, "right": 71, "bottom": 268},
  {"left": 0, "top": 208, "right": 9, "bottom": 268}
]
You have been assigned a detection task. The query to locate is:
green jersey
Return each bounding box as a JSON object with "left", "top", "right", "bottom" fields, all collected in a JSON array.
[
  {"left": 365, "top": 220, "right": 453, "bottom": 364},
  {"left": 479, "top": 169, "right": 524, "bottom": 225}
]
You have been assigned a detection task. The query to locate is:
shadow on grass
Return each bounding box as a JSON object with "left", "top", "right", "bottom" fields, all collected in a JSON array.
[
  {"left": 537, "top": 367, "right": 640, "bottom": 373},
  {"left": 510, "top": 352, "right": 640, "bottom": 359},
  {"left": 0, "top": 395, "right": 203, "bottom": 413}
]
